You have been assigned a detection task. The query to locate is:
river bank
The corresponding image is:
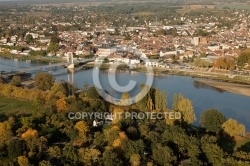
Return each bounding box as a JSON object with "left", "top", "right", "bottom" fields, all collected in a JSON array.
[
  {"left": 89, "top": 63, "right": 250, "bottom": 85},
  {"left": 195, "top": 80, "right": 250, "bottom": 97},
  {"left": 0, "top": 53, "right": 65, "bottom": 64},
  {"left": 166, "top": 70, "right": 250, "bottom": 85}
]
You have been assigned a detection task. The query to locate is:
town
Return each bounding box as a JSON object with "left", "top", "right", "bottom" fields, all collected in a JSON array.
[{"left": 0, "top": 2, "right": 250, "bottom": 76}]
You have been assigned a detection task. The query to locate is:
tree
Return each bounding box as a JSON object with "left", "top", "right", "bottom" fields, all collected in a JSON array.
[
  {"left": 102, "top": 148, "right": 124, "bottom": 166},
  {"left": 135, "top": 85, "right": 157, "bottom": 111},
  {"left": 201, "top": 135, "right": 225, "bottom": 165},
  {"left": 29, "top": 50, "right": 47, "bottom": 57},
  {"left": 34, "top": 72, "right": 55, "bottom": 91},
  {"left": 121, "top": 139, "right": 144, "bottom": 159},
  {"left": 166, "top": 28, "right": 177, "bottom": 36},
  {"left": 195, "top": 29, "right": 209, "bottom": 37},
  {"left": 10, "top": 75, "right": 21, "bottom": 86},
  {"left": 92, "top": 132, "right": 106, "bottom": 148},
  {"left": 154, "top": 88, "right": 167, "bottom": 111},
  {"left": 162, "top": 126, "right": 191, "bottom": 159},
  {"left": 200, "top": 109, "right": 226, "bottom": 132},
  {"left": 114, "top": 28, "right": 120, "bottom": 35},
  {"left": 172, "top": 93, "right": 185, "bottom": 110},
  {"left": 8, "top": 139, "right": 23, "bottom": 159},
  {"left": 155, "top": 29, "right": 166, "bottom": 36},
  {"left": 237, "top": 50, "right": 250, "bottom": 67},
  {"left": 86, "top": 86, "right": 100, "bottom": 99},
  {"left": 47, "top": 42, "right": 59, "bottom": 54},
  {"left": 130, "top": 154, "right": 141, "bottom": 166},
  {"left": 62, "top": 145, "right": 79, "bottom": 165},
  {"left": 39, "top": 160, "right": 52, "bottom": 166},
  {"left": 214, "top": 57, "right": 235, "bottom": 70},
  {"left": 222, "top": 118, "right": 246, "bottom": 137},
  {"left": 50, "top": 35, "right": 60, "bottom": 43},
  {"left": 25, "top": 34, "right": 34, "bottom": 44},
  {"left": 112, "top": 132, "right": 128, "bottom": 148},
  {"left": 49, "top": 83, "right": 67, "bottom": 99},
  {"left": 56, "top": 97, "right": 68, "bottom": 112},
  {"left": 186, "top": 136, "right": 201, "bottom": 159},
  {"left": 78, "top": 148, "right": 101, "bottom": 166},
  {"left": 0, "top": 121, "right": 13, "bottom": 149},
  {"left": 152, "top": 143, "right": 175, "bottom": 165},
  {"left": 193, "top": 57, "right": 212, "bottom": 68},
  {"left": 74, "top": 121, "right": 89, "bottom": 145},
  {"left": 104, "top": 126, "right": 121, "bottom": 145},
  {"left": 21, "top": 128, "right": 38, "bottom": 152},
  {"left": 0, "top": 77, "right": 4, "bottom": 83},
  {"left": 124, "top": 34, "right": 131, "bottom": 40},
  {"left": 5, "top": 33, "right": 10, "bottom": 40},
  {"left": 112, "top": 107, "right": 124, "bottom": 124},
  {"left": 174, "top": 95, "right": 196, "bottom": 125},
  {"left": 48, "top": 146, "right": 61, "bottom": 159},
  {"left": 75, "top": 121, "right": 89, "bottom": 135},
  {"left": 18, "top": 156, "right": 30, "bottom": 166}
]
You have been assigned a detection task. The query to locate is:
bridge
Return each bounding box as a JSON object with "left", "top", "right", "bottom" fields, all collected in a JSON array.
[
  {"left": 19, "top": 58, "right": 95, "bottom": 73},
  {"left": 19, "top": 62, "right": 66, "bottom": 72}
]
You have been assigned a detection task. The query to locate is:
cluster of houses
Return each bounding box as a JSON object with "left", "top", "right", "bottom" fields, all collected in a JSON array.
[{"left": 1, "top": 6, "right": 250, "bottom": 69}]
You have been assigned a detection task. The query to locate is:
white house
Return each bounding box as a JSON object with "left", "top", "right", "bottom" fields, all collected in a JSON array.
[
  {"left": 29, "top": 46, "right": 42, "bottom": 51},
  {"left": 163, "top": 26, "right": 174, "bottom": 30},
  {"left": 38, "top": 38, "right": 50, "bottom": 43},
  {"left": 109, "top": 58, "right": 140, "bottom": 65},
  {"left": 145, "top": 59, "right": 160, "bottom": 67},
  {"left": 129, "top": 59, "right": 140, "bottom": 65},
  {"left": 106, "top": 27, "right": 116, "bottom": 33},
  {"left": 26, "top": 33, "right": 39, "bottom": 39},
  {"left": 192, "top": 37, "right": 200, "bottom": 46},
  {"left": 208, "top": 44, "right": 220, "bottom": 51},
  {"left": 160, "top": 50, "right": 184, "bottom": 57}
]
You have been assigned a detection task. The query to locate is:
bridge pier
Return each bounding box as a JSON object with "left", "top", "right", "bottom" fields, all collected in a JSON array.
[
  {"left": 67, "top": 63, "right": 75, "bottom": 69},
  {"left": 67, "top": 52, "right": 74, "bottom": 69}
]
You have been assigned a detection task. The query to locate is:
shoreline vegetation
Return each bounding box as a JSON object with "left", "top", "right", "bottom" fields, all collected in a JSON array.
[{"left": 0, "top": 53, "right": 65, "bottom": 64}]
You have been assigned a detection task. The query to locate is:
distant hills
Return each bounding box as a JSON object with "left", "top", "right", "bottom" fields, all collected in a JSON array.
[
  {"left": 18, "top": 0, "right": 250, "bottom": 1},
  {"left": 0, "top": 0, "right": 248, "bottom": 4}
]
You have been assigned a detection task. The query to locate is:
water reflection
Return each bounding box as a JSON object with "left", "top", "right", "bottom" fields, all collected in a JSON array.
[{"left": 193, "top": 80, "right": 226, "bottom": 93}]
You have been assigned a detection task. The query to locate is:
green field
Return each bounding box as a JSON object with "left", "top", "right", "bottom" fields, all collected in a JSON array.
[
  {"left": 0, "top": 96, "right": 35, "bottom": 115},
  {"left": 216, "top": 4, "right": 250, "bottom": 10}
]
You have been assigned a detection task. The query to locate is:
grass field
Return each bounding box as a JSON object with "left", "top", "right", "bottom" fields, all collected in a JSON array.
[
  {"left": 135, "top": 12, "right": 154, "bottom": 16},
  {"left": 176, "top": 5, "right": 215, "bottom": 14},
  {"left": 216, "top": 3, "right": 250, "bottom": 10},
  {"left": 235, "top": 136, "right": 250, "bottom": 152},
  {"left": 0, "top": 96, "right": 35, "bottom": 115}
]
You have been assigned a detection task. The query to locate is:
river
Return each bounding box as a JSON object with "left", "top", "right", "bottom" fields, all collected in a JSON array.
[{"left": 1, "top": 57, "right": 250, "bottom": 130}]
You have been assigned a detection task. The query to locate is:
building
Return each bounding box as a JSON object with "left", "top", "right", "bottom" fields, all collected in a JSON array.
[
  {"left": 145, "top": 59, "right": 160, "bottom": 67},
  {"left": 96, "top": 48, "right": 117, "bottom": 57},
  {"left": 208, "top": 43, "right": 220, "bottom": 51},
  {"left": 192, "top": 37, "right": 200, "bottom": 46},
  {"left": 26, "top": 32, "right": 39, "bottom": 39},
  {"left": 200, "top": 37, "right": 207, "bottom": 44}
]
